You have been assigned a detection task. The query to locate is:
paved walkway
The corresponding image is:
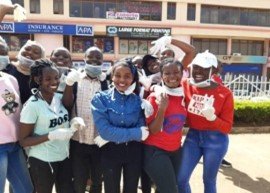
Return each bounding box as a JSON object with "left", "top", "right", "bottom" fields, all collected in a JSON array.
[{"left": 5, "top": 134, "right": 270, "bottom": 193}]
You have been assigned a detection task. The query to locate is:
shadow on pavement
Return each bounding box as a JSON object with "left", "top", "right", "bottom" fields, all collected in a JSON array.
[{"left": 219, "top": 167, "right": 270, "bottom": 193}]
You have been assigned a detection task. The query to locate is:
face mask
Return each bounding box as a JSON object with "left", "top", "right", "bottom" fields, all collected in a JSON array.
[
  {"left": 124, "top": 82, "right": 136, "bottom": 95},
  {"left": 163, "top": 84, "right": 184, "bottom": 96},
  {"left": 85, "top": 63, "right": 102, "bottom": 78},
  {"left": 17, "top": 54, "right": 35, "bottom": 69},
  {"left": 0, "top": 55, "right": 10, "bottom": 70},
  {"left": 189, "top": 67, "right": 212, "bottom": 88}
]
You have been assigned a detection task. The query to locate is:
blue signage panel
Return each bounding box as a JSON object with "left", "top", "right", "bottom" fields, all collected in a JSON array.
[
  {"left": 222, "top": 64, "right": 262, "bottom": 76},
  {"left": 0, "top": 22, "right": 94, "bottom": 36}
]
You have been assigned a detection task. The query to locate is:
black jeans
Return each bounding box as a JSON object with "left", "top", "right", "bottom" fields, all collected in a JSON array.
[
  {"left": 101, "top": 141, "right": 142, "bottom": 193},
  {"left": 70, "top": 140, "right": 102, "bottom": 193},
  {"left": 144, "top": 145, "right": 180, "bottom": 193},
  {"left": 29, "top": 157, "right": 74, "bottom": 193}
]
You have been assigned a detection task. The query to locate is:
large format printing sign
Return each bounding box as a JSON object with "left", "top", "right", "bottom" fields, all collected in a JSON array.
[
  {"left": 106, "top": 26, "right": 171, "bottom": 38},
  {"left": 0, "top": 22, "right": 94, "bottom": 36},
  {"left": 106, "top": 11, "right": 140, "bottom": 20}
]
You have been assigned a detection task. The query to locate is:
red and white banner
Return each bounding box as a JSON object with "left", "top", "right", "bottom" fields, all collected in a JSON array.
[{"left": 106, "top": 11, "right": 140, "bottom": 20}]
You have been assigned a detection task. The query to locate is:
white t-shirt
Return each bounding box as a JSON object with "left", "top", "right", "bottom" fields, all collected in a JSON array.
[{"left": 20, "top": 93, "right": 70, "bottom": 162}]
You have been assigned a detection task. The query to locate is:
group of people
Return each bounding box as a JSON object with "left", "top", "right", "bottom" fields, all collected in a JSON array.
[{"left": 0, "top": 3, "right": 234, "bottom": 193}]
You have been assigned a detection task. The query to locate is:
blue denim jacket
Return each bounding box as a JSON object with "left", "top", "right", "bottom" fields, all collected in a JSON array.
[{"left": 91, "top": 88, "right": 145, "bottom": 143}]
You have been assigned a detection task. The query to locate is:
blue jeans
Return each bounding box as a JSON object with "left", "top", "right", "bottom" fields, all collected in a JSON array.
[
  {"left": 0, "top": 142, "right": 33, "bottom": 193},
  {"left": 177, "top": 129, "right": 228, "bottom": 193}
]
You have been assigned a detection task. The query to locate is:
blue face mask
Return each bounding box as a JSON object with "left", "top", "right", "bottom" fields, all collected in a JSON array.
[
  {"left": 0, "top": 55, "right": 10, "bottom": 70},
  {"left": 85, "top": 62, "right": 102, "bottom": 78}
]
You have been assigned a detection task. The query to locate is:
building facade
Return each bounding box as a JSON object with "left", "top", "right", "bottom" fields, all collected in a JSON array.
[{"left": 1, "top": 0, "right": 270, "bottom": 77}]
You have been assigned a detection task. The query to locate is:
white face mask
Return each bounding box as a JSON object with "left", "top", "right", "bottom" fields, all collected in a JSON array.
[
  {"left": 0, "top": 55, "right": 10, "bottom": 70},
  {"left": 116, "top": 82, "right": 136, "bottom": 95},
  {"left": 17, "top": 54, "right": 35, "bottom": 69},
  {"left": 189, "top": 67, "right": 212, "bottom": 88},
  {"left": 163, "top": 84, "right": 184, "bottom": 96}
]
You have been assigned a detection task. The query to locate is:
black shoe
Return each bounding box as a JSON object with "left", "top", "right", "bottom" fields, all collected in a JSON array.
[{"left": 221, "top": 159, "right": 232, "bottom": 168}]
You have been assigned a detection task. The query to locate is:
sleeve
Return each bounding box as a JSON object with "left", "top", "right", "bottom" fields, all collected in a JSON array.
[
  {"left": 146, "top": 95, "right": 158, "bottom": 125},
  {"left": 20, "top": 99, "right": 38, "bottom": 124},
  {"left": 91, "top": 93, "right": 142, "bottom": 143},
  {"left": 212, "top": 91, "right": 234, "bottom": 134}
]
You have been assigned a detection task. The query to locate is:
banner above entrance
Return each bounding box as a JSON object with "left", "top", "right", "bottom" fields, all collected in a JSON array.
[{"left": 106, "top": 26, "right": 171, "bottom": 38}]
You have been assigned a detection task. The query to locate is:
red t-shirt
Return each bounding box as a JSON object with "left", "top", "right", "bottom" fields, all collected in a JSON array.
[
  {"left": 182, "top": 79, "right": 234, "bottom": 134},
  {"left": 144, "top": 93, "right": 187, "bottom": 151}
]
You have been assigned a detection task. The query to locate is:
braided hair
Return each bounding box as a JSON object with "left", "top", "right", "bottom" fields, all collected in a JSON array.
[{"left": 29, "top": 59, "right": 57, "bottom": 99}]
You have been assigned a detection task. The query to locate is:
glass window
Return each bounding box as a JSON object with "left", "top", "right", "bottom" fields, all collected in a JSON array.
[
  {"left": 69, "top": 0, "right": 161, "bottom": 21},
  {"left": 192, "top": 38, "right": 227, "bottom": 55},
  {"left": 167, "top": 2, "right": 176, "bottom": 20},
  {"left": 72, "top": 36, "right": 114, "bottom": 53},
  {"left": 30, "top": 0, "right": 40, "bottom": 14},
  {"left": 201, "top": 6, "right": 210, "bottom": 23},
  {"left": 1, "top": 33, "right": 30, "bottom": 51},
  {"left": 119, "top": 39, "right": 153, "bottom": 54},
  {"left": 187, "top": 4, "right": 196, "bottom": 21},
  {"left": 240, "top": 9, "right": 249, "bottom": 25},
  {"left": 232, "top": 40, "right": 264, "bottom": 56},
  {"left": 12, "top": 0, "right": 24, "bottom": 6},
  {"left": 119, "top": 39, "right": 128, "bottom": 54},
  {"left": 53, "top": 0, "right": 64, "bottom": 14}
]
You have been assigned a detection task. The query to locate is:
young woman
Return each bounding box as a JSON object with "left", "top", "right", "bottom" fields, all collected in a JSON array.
[
  {"left": 0, "top": 36, "right": 33, "bottom": 193},
  {"left": 143, "top": 58, "right": 187, "bottom": 193},
  {"left": 6, "top": 40, "right": 45, "bottom": 104},
  {"left": 19, "top": 59, "right": 75, "bottom": 193},
  {"left": 91, "top": 59, "right": 149, "bottom": 193},
  {"left": 177, "top": 51, "right": 234, "bottom": 193}
]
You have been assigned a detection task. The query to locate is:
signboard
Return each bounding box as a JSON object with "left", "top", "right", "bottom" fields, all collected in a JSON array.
[
  {"left": 0, "top": 22, "right": 94, "bottom": 36},
  {"left": 217, "top": 55, "right": 267, "bottom": 64},
  {"left": 106, "top": 26, "right": 171, "bottom": 38},
  {"left": 106, "top": 11, "right": 140, "bottom": 20}
]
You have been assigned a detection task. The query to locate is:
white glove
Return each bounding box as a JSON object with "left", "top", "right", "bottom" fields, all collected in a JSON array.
[
  {"left": 13, "top": 4, "right": 26, "bottom": 22},
  {"left": 151, "top": 85, "right": 165, "bottom": 98},
  {"left": 141, "top": 99, "right": 154, "bottom": 118},
  {"left": 94, "top": 136, "right": 109, "bottom": 147},
  {"left": 65, "top": 69, "right": 82, "bottom": 86},
  {"left": 150, "top": 35, "right": 172, "bottom": 55},
  {"left": 70, "top": 117, "right": 85, "bottom": 132},
  {"left": 48, "top": 129, "right": 74, "bottom": 141},
  {"left": 139, "top": 75, "right": 152, "bottom": 91},
  {"left": 201, "top": 96, "right": 216, "bottom": 121},
  {"left": 98, "top": 72, "right": 107, "bottom": 81},
  {"left": 140, "top": 126, "right": 149, "bottom": 141}
]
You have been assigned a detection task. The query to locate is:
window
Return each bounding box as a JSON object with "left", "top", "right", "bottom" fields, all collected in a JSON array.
[
  {"left": 1, "top": 33, "right": 30, "bottom": 51},
  {"left": 119, "top": 39, "right": 153, "bottom": 54},
  {"left": 53, "top": 0, "right": 63, "bottom": 14},
  {"left": 201, "top": 5, "right": 270, "bottom": 27},
  {"left": 232, "top": 40, "right": 264, "bottom": 56},
  {"left": 187, "top": 4, "right": 196, "bottom": 21},
  {"left": 192, "top": 38, "right": 227, "bottom": 55},
  {"left": 69, "top": 0, "right": 162, "bottom": 21},
  {"left": 12, "top": 0, "right": 24, "bottom": 6},
  {"left": 167, "top": 2, "right": 176, "bottom": 20},
  {"left": 72, "top": 36, "right": 114, "bottom": 53},
  {"left": 30, "top": 0, "right": 40, "bottom": 13}
]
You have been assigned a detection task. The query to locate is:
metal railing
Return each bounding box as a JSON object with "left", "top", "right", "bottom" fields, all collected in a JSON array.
[{"left": 223, "top": 74, "right": 270, "bottom": 99}]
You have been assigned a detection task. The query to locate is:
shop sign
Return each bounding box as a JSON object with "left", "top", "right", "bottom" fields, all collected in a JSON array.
[
  {"left": 106, "top": 26, "right": 171, "bottom": 38},
  {"left": 0, "top": 22, "right": 14, "bottom": 33},
  {"left": 0, "top": 22, "right": 94, "bottom": 36},
  {"left": 217, "top": 55, "right": 267, "bottom": 64},
  {"left": 106, "top": 11, "right": 140, "bottom": 20}
]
